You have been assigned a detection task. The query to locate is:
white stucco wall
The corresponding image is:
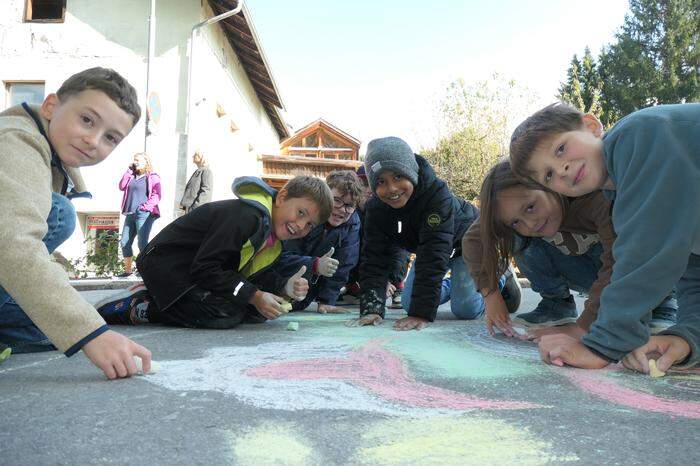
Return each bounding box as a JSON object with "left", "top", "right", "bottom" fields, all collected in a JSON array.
[{"left": 0, "top": 0, "right": 282, "bottom": 266}]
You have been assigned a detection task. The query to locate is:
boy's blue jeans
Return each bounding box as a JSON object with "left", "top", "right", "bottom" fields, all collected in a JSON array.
[
  {"left": 514, "top": 237, "right": 602, "bottom": 299},
  {"left": 120, "top": 210, "right": 155, "bottom": 258},
  {"left": 0, "top": 193, "right": 76, "bottom": 353},
  {"left": 402, "top": 255, "right": 492, "bottom": 319}
]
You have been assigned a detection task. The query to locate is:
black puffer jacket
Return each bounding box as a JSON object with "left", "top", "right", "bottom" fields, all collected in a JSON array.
[{"left": 359, "top": 155, "right": 478, "bottom": 321}]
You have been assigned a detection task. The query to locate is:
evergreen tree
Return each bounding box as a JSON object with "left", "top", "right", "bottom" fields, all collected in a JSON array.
[
  {"left": 580, "top": 47, "right": 603, "bottom": 117},
  {"left": 560, "top": 49, "right": 604, "bottom": 118},
  {"left": 598, "top": 0, "right": 699, "bottom": 125}
]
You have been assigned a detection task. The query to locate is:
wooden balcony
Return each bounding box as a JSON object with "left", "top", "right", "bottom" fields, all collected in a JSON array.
[{"left": 260, "top": 154, "right": 362, "bottom": 189}]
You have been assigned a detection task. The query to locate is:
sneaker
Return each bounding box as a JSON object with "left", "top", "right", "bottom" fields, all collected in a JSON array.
[
  {"left": 500, "top": 268, "right": 522, "bottom": 314},
  {"left": 94, "top": 283, "right": 150, "bottom": 325},
  {"left": 115, "top": 271, "right": 133, "bottom": 279},
  {"left": 0, "top": 343, "right": 10, "bottom": 365},
  {"left": 650, "top": 295, "right": 678, "bottom": 334},
  {"left": 389, "top": 288, "right": 403, "bottom": 309},
  {"left": 513, "top": 294, "right": 578, "bottom": 326}
]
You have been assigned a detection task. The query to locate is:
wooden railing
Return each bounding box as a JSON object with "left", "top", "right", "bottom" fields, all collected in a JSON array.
[{"left": 260, "top": 154, "right": 362, "bottom": 179}]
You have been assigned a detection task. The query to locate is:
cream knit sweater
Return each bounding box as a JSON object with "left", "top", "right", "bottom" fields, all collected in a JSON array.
[{"left": 0, "top": 104, "right": 105, "bottom": 354}]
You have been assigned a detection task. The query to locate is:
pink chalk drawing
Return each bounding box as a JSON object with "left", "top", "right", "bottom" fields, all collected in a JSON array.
[
  {"left": 246, "top": 340, "right": 540, "bottom": 411},
  {"left": 563, "top": 367, "right": 700, "bottom": 419}
]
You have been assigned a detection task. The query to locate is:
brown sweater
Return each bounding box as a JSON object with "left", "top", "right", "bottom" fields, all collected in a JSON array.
[
  {"left": 462, "top": 191, "right": 615, "bottom": 329},
  {"left": 0, "top": 104, "right": 106, "bottom": 354}
]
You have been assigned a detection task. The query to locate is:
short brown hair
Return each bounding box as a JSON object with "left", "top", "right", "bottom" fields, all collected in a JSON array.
[
  {"left": 282, "top": 175, "right": 333, "bottom": 224},
  {"left": 326, "top": 170, "right": 365, "bottom": 205},
  {"left": 478, "top": 159, "right": 565, "bottom": 292},
  {"left": 57, "top": 67, "right": 141, "bottom": 126},
  {"left": 510, "top": 102, "right": 584, "bottom": 180}
]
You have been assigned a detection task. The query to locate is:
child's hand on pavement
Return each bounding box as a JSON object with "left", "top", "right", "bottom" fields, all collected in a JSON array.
[
  {"left": 538, "top": 333, "right": 609, "bottom": 369},
  {"left": 346, "top": 314, "right": 383, "bottom": 327},
  {"left": 393, "top": 316, "right": 429, "bottom": 331},
  {"left": 284, "top": 266, "right": 309, "bottom": 301},
  {"left": 249, "top": 290, "right": 285, "bottom": 320},
  {"left": 484, "top": 291, "right": 514, "bottom": 337},
  {"left": 317, "top": 303, "right": 350, "bottom": 314},
  {"left": 315, "top": 248, "right": 339, "bottom": 277},
  {"left": 82, "top": 330, "right": 152, "bottom": 380},
  {"left": 526, "top": 322, "right": 586, "bottom": 342},
  {"left": 622, "top": 335, "right": 691, "bottom": 374},
  {"left": 386, "top": 282, "right": 396, "bottom": 298}
]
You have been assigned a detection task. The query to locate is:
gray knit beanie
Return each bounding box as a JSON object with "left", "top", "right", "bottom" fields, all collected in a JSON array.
[{"left": 364, "top": 136, "right": 419, "bottom": 190}]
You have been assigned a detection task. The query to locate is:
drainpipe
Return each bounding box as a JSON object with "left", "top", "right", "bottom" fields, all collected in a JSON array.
[
  {"left": 144, "top": 0, "right": 156, "bottom": 152},
  {"left": 185, "top": 0, "right": 244, "bottom": 139}
]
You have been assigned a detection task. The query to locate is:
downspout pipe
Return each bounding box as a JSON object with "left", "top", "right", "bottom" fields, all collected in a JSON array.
[
  {"left": 144, "top": 0, "right": 156, "bottom": 152},
  {"left": 184, "top": 0, "right": 244, "bottom": 137}
]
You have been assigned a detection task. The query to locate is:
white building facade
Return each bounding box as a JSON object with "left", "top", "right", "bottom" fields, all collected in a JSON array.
[{"left": 0, "top": 0, "right": 288, "bottom": 266}]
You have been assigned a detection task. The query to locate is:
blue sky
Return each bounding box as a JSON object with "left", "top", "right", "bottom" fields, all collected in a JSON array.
[{"left": 248, "top": 0, "right": 629, "bottom": 150}]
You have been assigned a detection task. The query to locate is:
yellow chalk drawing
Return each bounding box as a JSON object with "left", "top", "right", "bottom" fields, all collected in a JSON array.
[
  {"left": 228, "top": 423, "right": 315, "bottom": 465},
  {"left": 353, "top": 416, "right": 578, "bottom": 465}
]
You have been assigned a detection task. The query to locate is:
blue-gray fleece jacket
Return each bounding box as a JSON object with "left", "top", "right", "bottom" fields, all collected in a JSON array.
[{"left": 582, "top": 103, "right": 700, "bottom": 368}]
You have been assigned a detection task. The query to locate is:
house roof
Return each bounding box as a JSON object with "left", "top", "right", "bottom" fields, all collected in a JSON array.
[
  {"left": 281, "top": 118, "right": 361, "bottom": 148},
  {"left": 207, "top": 0, "right": 289, "bottom": 139}
]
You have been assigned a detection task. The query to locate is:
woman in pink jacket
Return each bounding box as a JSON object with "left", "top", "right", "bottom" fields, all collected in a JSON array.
[{"left": 117, "top": 152, "right": 161, "bottom": 277}]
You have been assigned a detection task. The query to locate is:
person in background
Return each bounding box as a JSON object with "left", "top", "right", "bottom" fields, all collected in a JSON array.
[
  {"left": 117, "top": 152, "right": 161, "bottom": 278},
  {"left": 179, "top": 150, "right": 213, "bottom": 214}
]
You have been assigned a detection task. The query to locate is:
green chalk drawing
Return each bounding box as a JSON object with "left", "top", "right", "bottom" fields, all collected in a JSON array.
[
  {"left": 353, "top": 416, "right": 578, "bottom": 465},
  {"left": 288, "top": 312, "right": 536, "bottom": 380},
  {"left": 228, "top": 423, "right": 314, "bottom": 465},
  {"left": 384, "top": 334, "right": 535, "bottom": 380}
]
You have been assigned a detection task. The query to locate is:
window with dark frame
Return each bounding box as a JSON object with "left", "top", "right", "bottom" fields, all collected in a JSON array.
[{"left": 24, "top": 0, "right": 66, "bottom": 22}]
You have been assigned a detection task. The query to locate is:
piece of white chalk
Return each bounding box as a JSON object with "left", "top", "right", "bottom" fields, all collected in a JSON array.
[{"left": 134, "top": 356, "right": 160, "bottom": 375}]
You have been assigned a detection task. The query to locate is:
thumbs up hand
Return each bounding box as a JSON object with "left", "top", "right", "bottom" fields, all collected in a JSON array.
[
  {"left": 284, "top": 265, "right": 309, "bottom": 301},
  {"left": 314, "top": 247, "right": 339, "bottom": 277}
]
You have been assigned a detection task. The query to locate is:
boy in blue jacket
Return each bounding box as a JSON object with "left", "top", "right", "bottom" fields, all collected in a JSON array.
[
  {"left": 278, "top": 170, "right": 363, "bottom": 313},
  {"left": 510, "top": 102, "right": 700, "bottom": 372}
]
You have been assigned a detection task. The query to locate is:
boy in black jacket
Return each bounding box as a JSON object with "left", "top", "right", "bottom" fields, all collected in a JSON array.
[
  {"left": 342, "top": 165, "right": 411, "bottom": 308},
  {"left": 354, "top": 137, "right": 484, "bottom": 331},
  {"left": 95, "top": 176, "right": 332, "bottom": 329}
]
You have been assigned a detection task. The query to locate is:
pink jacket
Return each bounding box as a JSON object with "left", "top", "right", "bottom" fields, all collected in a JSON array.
[{"left": 119, "top": 168, "right": 161, "bottom": 218}]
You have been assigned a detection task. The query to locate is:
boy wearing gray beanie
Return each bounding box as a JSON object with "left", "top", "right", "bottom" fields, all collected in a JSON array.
[
  {"left": 352, "top": 137, "right": 507, "bottom": 330},
  {"left": 364, "top": 136, "right": 420, "bottom": 190}
]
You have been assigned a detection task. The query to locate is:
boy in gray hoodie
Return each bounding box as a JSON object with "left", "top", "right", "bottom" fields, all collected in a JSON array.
[{"left": 510, "top": 102, "right": 700, "bottom": 373}]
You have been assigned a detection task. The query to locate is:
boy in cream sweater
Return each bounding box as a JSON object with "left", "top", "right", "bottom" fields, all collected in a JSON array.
[{"left": 0, "top": 67, "right": 151, "bottom": 378}]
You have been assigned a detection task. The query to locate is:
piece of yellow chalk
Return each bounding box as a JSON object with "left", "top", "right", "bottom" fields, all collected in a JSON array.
[
  {"left": 281, "top": 302, "right": 293, "bottom": 313},
  {"left": 649, "top": 359, "right": 665, "bottom": 378}
]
